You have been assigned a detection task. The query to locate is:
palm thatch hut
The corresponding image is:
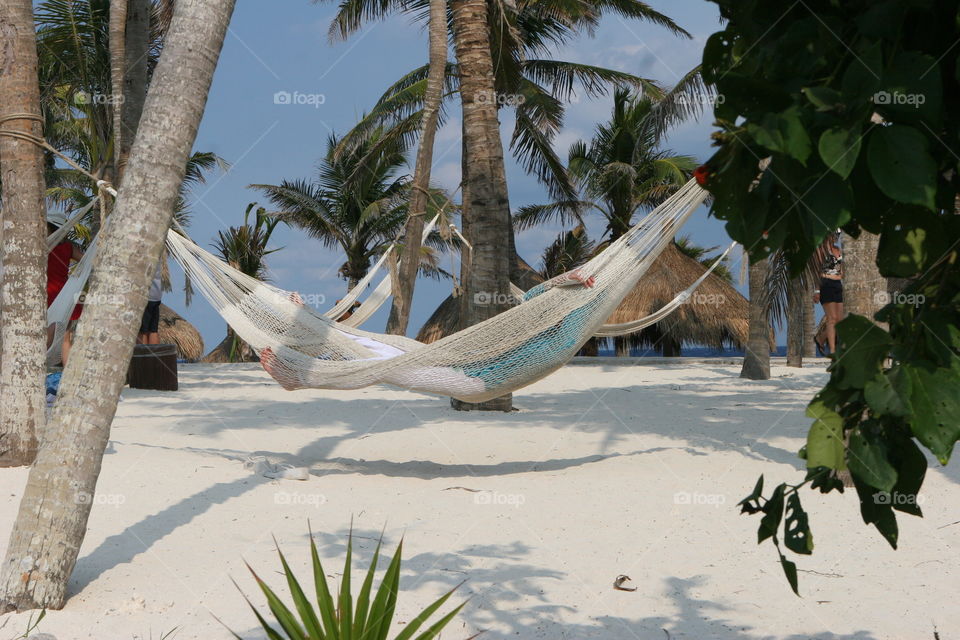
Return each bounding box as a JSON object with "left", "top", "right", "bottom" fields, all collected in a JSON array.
[
  {"left": 600, "top": 242, "right": 748, "bottom": 356},
  {"left": 202, "top": 329, "right": 258, "bottom": 363},
  {"left": 416, "top": 244, "right": 750, "bottom": 356},
  {"left": 416, "top": 255, "right": 543, "bottom": 343},
  {"left": 158, "top": 304, "right": 204, "bottom": 362}
]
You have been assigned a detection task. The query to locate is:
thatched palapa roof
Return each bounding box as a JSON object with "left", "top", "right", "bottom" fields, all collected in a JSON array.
[
  {"left": 603, "top": 242, "right": 748, "bottom": 351},
  {"left": 158, "top": 304, "right": 205, "bottom": 361},
  {"left": 417, "top": 244, "right": 750, "bottom": 352}
]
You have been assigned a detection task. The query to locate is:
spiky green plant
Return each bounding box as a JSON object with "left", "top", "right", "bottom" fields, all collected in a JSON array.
[{"left": 232, "top": 529, "right": 473, "bottom": 640}]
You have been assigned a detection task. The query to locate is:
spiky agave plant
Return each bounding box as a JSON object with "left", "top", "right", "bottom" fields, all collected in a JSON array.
[{"left": 232, "top": 529, "right": 474, "bottom": 640}]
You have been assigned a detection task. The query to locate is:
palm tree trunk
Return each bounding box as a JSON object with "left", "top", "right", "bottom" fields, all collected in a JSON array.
[
  {"left": 661, "top": 336, "right": 681, "bottom": 357},
  {"left": 842, "top": 231, "right": 883, "bottom": 322},
  {"left": 0, "top": 0, "right": 236, "bottom": 611},
  {"left": 386, "top": 0, "right": 447, "bottom": 336},
  {"left": 803, "top": 280, "right": 816, "bottom": 357},
  {"left": 112, "top": 0, "right": 151, "bottom": 183},
  {"left": 449, "top": 0, "right": 513, "bottom": 411},
  {"left": 786, "top": 275, "right": 804, "bottom": 367},
  {"left": 741, "top": 256, "right": 771, "bottom": 380},
  {"left": 0, "top": 0, "right": 46, "bottom": 467}
]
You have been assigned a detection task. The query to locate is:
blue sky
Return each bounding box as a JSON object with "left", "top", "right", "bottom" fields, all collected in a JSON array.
[{"left": 173, "top": 0, "right": 741, "bottom": 349}]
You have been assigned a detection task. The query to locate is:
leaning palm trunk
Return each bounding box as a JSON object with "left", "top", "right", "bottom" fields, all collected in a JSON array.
[
  {"left": 0, "top": 0, "right": 236, "bottom": 611},
  {"left": 112, "top": 0, "right": 151, "bottom": 182},
  {"left": 740, "top": 256, "right": 771, "bottom": 380},
  {"left": 449, "top": 0, "right": 514, "bottom": 411},
  {"left": 842, "top": 231, "right": 884, "bottom": 322},
  {"left": 786, "top": 275, "right": 805, "bottom": 367},
  {"left": 0, "top": 0, "right": 47, "bottom": 467},
  {"left": 385, "top": 0, "right": 448, "bottom": 336}
]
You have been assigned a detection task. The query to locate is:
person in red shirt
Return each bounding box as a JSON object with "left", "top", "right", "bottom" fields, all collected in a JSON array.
[{"left": 46, "top": 211, "right": 84, "bottom": 365}]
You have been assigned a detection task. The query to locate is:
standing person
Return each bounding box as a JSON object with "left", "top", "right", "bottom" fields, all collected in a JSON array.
[
  {"left": 813, "top": 231, "right": 843, "bottom": 355},
  {"left": 137, "top": 261, "right": 163, "bottom": 344},
  {"left": 46, "top": 211, "right": 84, "bottom": 365}
]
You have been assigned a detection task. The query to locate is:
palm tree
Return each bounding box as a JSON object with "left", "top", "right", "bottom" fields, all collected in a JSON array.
[
  {"left": 675, "top": 234, "right": 734, "bottom": 283},
  {"left": 203, "top": 204, "right": 281, "bottom": 363},
  {"left": 251, "top": 127, "right": 453, "bottom": 291},
  {"left": 385, "top": 0, "right": 447, "bottom": 336},
  {"left": 0, "top": 0, "right": 237, "bottom": 611},
  {"left": 538, "top": 225, "right": 596, "bottom": 280},
  {"left": 0, "top": 0, "right": 48, "bottom": 468},
  {"left": 741, "top": 256, "right": 771, "bottom": 380}
]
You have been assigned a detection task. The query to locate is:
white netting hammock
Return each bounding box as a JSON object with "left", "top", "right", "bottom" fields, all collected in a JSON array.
[{"left": 166, "top": 179, "right": 710, "bottom": 402}]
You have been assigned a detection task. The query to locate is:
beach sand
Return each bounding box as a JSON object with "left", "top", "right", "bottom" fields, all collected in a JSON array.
[{"left": 1, "top": 360, "right": 957, "bottom": 639}]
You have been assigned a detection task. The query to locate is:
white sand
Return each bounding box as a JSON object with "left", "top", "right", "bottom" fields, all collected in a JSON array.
[{"left": 1, "top": 360, "right": 958, "bottom": 639}]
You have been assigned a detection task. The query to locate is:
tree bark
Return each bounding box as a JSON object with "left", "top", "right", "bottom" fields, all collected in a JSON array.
[
  {"left": 0, "top": 0, "right": 47, "bottom": 466},
  {"left": 449, "top": 0, "right": 513, "bottom": 411},
  {"left": 0, "top": 0, "right": 236, "bottom": 611},
  {"left": 802, "top": 280, "right": 816, "bottom": 357},
  {"left": 661, "top": 335, "right": 681, "bottom": 357},
  {"left": 842, "top": 231, "right": 883, "bottom": 321},
  {"left": 112, "top": 0, "right": 151, "bottom": 183},
  {"left": 385, "top": 0, "right": 447, "bottom": 336},
  {"left": 740, "top": 256, "right": 771, "bottom": 380},
  {"left": 786, "top": 275, "right": 805, "bottom": 367}
]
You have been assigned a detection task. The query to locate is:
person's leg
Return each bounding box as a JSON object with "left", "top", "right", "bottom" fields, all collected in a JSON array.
[
  {"left": 823, "top": 301, "right": 838, "bottom": 353},
  {"left": 136, "top": 332, "right": 147, "bottom": 344},
  {"left": 148, "top": 331, "right": 160, "bottom": 345},
  {"left": 62, "top": 329, "right": 73, "bottom": 366},
  {"left": 47, "top": 324, "right": 56, "bottom": 349}
]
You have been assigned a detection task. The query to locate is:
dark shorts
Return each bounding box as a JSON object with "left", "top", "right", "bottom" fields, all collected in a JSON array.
[
  {"left": 140, "top": 300, "right": 161, "bottom": 334},
  {"left": 820, "top": 278, "right": 843, "bottom": 304}
]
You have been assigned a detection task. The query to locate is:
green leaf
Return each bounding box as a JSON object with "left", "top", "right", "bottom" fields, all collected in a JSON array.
[
  {"left": 340, "top": 534, "right": 354, "bottom": 640},
  {"left": 889, "top": 436, "right": 927, "bottom": 517},
  {"left": 247, "top": 562, "right": 308, "bottom": 639},
  {"left": 800, "top": 172, "right": 853, "bottom": 233},
  {"left": 353, "top": 537, "right": 383, "bottom": 638},
  {"left": 758, "top": 484, "right": 786, "bottom": 544},
  {"left": 833, "top": 315, "right": 893, "bottom": 389},
  {"left": 783, "top": 493, "right": 814, "bottom": 555},
  {"left": 367, "top": 540, "right": 403, "bottom": 640},
  {"left": 867, "top": 125, "right": 938, "bottom": 210},
  {"left": 819, "top": 126, "right": 862, "bottom": 179},
  {"left": 841, "top": 42, "right": 882, "bottom": 99},
  {"left": 903, "top": 364, "right": 960, "bottom": 464},
  {"left": 738, "top": 475, "right": 764, "bottom": 515},
  {"left": 309, "top": 528, "right": 339, "bottom": 638},
  {"left": 747, "top": 107, "right": 812, "bottom": 164},
  {"left": 802, "top": 86, "right": 843, "bottom": 112},
  {"left": 394, "top": 584, "right": 464, "bottom": 640},
  {"left": 853, "top": 474, "right": 899, "bottom": 548},
  {"left": 409, "top": 601, "right": 468, "bottom": 640},
  {"left": 805, "top": 401, "right": 847, "bottom": 471},
  {"left": 779, "top": 554, "right": 800, "bottom": 596},
  {"left": 275, "top": 541, "right": 325, "bottom": 639},
  {"left": 881, "top": 52, "right": 942, "bottom": 125},
  {"left": 864, "top": 369, "right": 912, "bottom": 417},
  {"left": 848, "top": 427, "right": 898, "bottom": 492}
]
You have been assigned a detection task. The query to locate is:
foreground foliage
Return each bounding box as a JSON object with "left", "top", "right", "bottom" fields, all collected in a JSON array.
[
  {"left": 234, "top": 529, "right": 471, "bottom": 639},
  {"left": 700, "top": 0, "right": 960, "bottom": 592}
]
